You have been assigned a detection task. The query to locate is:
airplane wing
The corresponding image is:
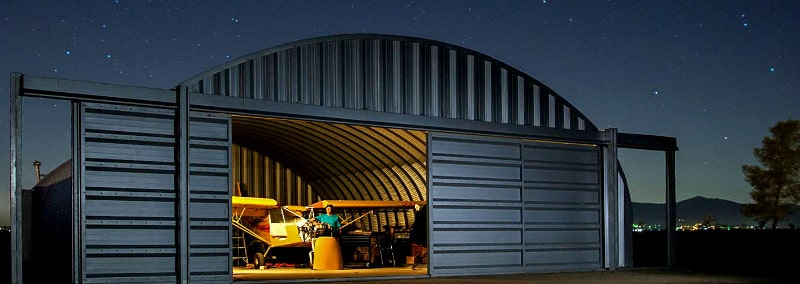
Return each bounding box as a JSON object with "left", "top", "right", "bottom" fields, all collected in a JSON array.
[
  {"left": 232, "top": 196, "right": 280, "bottom": 218},
  {"left": 308, "top": 200, "right": 426, "bottom": 210},
  {"left": 307, "top": 200, "right": 426, "bottom": 230}
]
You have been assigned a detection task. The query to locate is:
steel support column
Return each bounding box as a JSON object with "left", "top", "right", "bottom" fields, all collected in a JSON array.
[
  {"left": 603, "top": 128, "right": 619, "bottom": 270},
  {"left": 176, "top": 87, "right": 190, "bottom": 283},
  {"left": 666, "top": 150, "right": 676, "bottom": 267},
  {"left": 10, "top": 73, "right": 22, "bottom": 284},
  {"left": 71, "top": 101, "right": 84, "bottom": 283}
]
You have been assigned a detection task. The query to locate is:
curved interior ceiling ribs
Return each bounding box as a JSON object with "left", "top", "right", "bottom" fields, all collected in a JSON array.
[{"left": 232, "top": 115, "right": 428, "bottom": 203}]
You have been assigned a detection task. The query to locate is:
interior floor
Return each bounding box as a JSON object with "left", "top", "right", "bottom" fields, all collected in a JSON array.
[{"left": 233, "top": 266, "right": 429, "bottom": 282}]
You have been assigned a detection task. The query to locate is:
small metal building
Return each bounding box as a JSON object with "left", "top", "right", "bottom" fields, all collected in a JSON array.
[{"left": 9, "top": 34, "right": 677, "bottom": 283}]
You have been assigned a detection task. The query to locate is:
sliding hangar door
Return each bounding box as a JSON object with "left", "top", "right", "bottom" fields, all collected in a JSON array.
[
  {"left": 79, "top": 102, "right": 232, "bottom": 283},
  {"left": 428, "top": 133, "right": 602, "bottom": 276}
]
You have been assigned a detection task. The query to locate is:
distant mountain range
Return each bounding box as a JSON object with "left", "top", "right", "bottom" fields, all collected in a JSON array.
[{"left": 631, "top": 196, "right": 800, "bottom": 228}]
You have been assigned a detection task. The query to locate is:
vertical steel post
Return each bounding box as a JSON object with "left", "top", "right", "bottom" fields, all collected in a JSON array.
[
  {"left": 666, "top": 150, "right": 676, "bottom": 267},
  {"left": 425, "top": 132, "right": 434, "bottom": 275},
  {"left": 604, "top": 128, "right": 619, "bottom": 270},
  {"left": 72, "top": 101, "right": 84, "bottom": 283},
  {"left": 10, "top": 73, "right": 23, "bottom": 283},
  {"left": 176, "top": 87, "right": 190, "bottom": 283},
  {"left": 226, "top": 110, "right": 234, "bottom": 276}
]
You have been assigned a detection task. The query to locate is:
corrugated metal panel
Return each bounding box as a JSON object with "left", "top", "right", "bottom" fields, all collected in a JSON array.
[
  {"left": 521, "top": 141, "right": 603, "bottom": 273},
  {"left": 188, "top": 111, "right": 231, "bottom": 282},
  {"left": 231, "top": 144, "right": 315, "bottom": 206},
  {"left": 80, "top": 104, "right": 233, "bottom": 283},
  {"left": 429, "top": 132, "right": 602, "bottom": 276},
  {"left": 182, "top": 34, "right": 598, "bottom": 132},
  {"left": 81, "top": 103, "right": 178, "bottom": 283},
  {"left": 429, "top": 133, "right": 524, "bottom": 276}
]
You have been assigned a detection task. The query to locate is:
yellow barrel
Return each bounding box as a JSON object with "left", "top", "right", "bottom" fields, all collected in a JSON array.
[{"left": 313, "top": 237, "right": 343, "bottom": 270}]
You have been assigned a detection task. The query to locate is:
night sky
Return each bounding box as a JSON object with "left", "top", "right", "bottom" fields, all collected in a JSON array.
[{"left": 2, "top": 1, "right": 799, "bottom": 226}]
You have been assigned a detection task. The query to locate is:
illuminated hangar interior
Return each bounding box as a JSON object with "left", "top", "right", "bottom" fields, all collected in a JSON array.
[{"left": 231, "top": 116, "right": 428, "bottom": 230}]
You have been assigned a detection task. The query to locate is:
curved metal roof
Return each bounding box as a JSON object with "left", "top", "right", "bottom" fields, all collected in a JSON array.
[
  {"left": 181, "top": 33, "right": 603, "bottom": 203},
  {"left": 180, "top": 33, "right": 596, "bottom": 131}
]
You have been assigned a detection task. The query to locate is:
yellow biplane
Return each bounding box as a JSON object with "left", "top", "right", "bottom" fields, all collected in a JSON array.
[
  {"left": 231, "top": 196, "right": 311, "bottom": 268},
  {"left": 231, "top": 196, "right": 427, "bottom": 268}
]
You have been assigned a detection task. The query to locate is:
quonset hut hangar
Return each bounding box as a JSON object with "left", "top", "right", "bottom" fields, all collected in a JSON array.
[{"left": 10, "top": 34, "right": 678, "bottom": 283}]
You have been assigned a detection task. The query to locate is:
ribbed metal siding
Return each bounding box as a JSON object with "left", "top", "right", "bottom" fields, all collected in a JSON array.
[
  {"left": 429, "top": 133, "right": 602, "bottom": 276},
  {"left": 231, "top": 143, "right": 315, "bottom": 206},
  {"left": 184, "top": 35, "right": 596, "bottom": 132},
  {"left": 80, "top": 104, "right": 232, "bottom": 283},
  {"left": 81, "top": 103, "right": 178, "bottom": 283},
  {"left": 188, "top": 111, "right": 231, "bottom": 282},
  {"left": 522, "top": 141, "right": 602, "bottom": 273},
  {"left": 429, "top": 133, "right": 524, "bottom": 276}
]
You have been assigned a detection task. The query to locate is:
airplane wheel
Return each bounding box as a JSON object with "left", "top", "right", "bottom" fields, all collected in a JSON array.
[{"left": 253, "top": 252, "right": 265, "bottom": 269}]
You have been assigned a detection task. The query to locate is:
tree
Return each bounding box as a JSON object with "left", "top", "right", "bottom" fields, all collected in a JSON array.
[{"left": 741, "top": 119, "right": 800, "bottom": 229}]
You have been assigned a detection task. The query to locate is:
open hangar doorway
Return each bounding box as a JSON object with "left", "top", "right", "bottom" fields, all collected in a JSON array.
[{"left": 227, "top": 114, "right": 431, "bottom": 281}]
